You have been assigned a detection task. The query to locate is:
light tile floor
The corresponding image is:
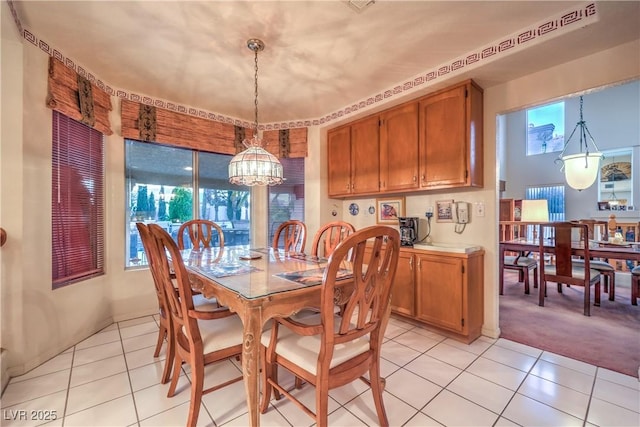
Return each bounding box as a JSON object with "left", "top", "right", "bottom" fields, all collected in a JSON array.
[{"left": 2, "top": 314, "right": 639, "bottom": 426}]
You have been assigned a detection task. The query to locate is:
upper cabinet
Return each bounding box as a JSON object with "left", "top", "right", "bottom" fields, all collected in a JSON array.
[
  {"left": 327, "top": 79, "right": 483, "bottom": 198},
  {"left": 327, "top": 115, "right": 379, "bottom": 197},
  {"left": 380, "top": 102, "right": 420, "bottom": 192},
  {"left": 419, "top": 80, "right": 484, "bottom": 189}
]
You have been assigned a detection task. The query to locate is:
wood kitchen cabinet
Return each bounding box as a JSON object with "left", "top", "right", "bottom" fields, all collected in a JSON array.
[
  {"left": 364, "top": 247, "right": 415, "bottom": 316},
  {"left": 419, "top": 80, "right": 483, "bottom": 189},
  {"left": 379, "top": 246, "right": 484, "bottom": 343},
  {"left": 379, "top": 102, "right": 419, "bottom": 192},
  {"left": 327, "top": 115, "right": 379, "bottom": 197},
  {"left": 414, "top": 250, "right": 484, "bottom": 343}
]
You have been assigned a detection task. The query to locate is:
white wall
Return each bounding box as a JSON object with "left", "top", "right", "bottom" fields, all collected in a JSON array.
[
  {"left": 1, "top": 4, "right": 123, "bottom": 377},
  {"left": 2, "top": 0, "right": 639, "bottom": 375},
  {"left": 502, "top": 80, "right": 640, "bottom": 220}
]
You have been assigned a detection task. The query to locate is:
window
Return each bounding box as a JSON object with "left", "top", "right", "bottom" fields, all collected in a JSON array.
[
  {"left": 268, "top": 158, "right": 305, "bottom": 244},
  {"left": 125, "top": 140, "right": 252, "bottom": 266},
  {"left": 526, "top": 185, "right": 565, "bottom": 222},
  {"left": 526, "top": 101, "right": 565, "bottom": 156},
  {"left": 52, "top": 111, "right": 105, "bottom": 288}
]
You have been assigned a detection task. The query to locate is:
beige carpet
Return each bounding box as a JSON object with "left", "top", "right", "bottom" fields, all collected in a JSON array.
[{"left": 499, "top": 270, "right": 640, "bottom": 378}]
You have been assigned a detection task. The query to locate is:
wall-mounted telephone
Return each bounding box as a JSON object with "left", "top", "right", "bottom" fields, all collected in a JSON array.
[{"left": 452, "top": 201, "right": 469, "bottom": 224}]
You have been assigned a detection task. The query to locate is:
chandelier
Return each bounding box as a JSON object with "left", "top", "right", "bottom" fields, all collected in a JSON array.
[
  {"left": 555, "top": 96, "right": 603, "bottom": 191},
  {"left": 229, "top": 39, "right": 284, "bottom": 186}
]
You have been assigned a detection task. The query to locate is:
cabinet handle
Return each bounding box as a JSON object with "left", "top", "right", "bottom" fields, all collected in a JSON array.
[
  {"left": 421, "top": 174, "right": 425, "bottom": 181},
  {"left": 413, "top": 175, "right": 417, "bottom": 182},
  {"left": 346, "top": 183, "right": 350, "bottom": 190},
  {"left": 409, "top": 257, "right": 413, "bottom": 269}
]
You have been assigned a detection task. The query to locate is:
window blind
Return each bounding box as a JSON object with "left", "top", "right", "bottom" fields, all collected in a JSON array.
[{"left": 52, "top": 111, "right": 105, "bottom": 287}]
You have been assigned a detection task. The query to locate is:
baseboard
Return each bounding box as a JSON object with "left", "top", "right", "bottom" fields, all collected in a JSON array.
[{"left": 1, "top": 348, "right": 9, "bottom": 394}]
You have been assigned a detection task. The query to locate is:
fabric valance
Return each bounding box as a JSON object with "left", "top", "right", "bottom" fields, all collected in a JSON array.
[
  {"left": 46, "top": 57, "right": 113, "bottom": 135},
  {"left": 122, "top": 99, "right": 308, "bottom": 158}
]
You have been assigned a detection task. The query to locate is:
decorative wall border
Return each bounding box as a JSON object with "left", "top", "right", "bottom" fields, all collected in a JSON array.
[{"left": 11, "top": 1, "right": 598, "bottom": 130}]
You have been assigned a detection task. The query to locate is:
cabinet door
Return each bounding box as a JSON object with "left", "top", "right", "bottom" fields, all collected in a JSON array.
[
  {"left": 415, "top": 254, "right": 464, "bottom": 332},
  {"left": 350, "top": 115, "right": 380, "bottom": 194},
  {"left": 390, "top": 252, "right": 415, "bottom": 316},
  {"left": 327, "top": 126, "right": 352, "bottom": 197},
  {"left": 380, "top": 102, "right": 419, "bottom": 192},
  {"left": 419, "top": 85, "right": 467, "bottom": 188}
]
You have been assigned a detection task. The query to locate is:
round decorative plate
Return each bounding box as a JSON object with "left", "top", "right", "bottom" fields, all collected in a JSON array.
[
  {"left": 349, "top": 203, "right": 359, "bottom": 216},
  {"left": 368, "top": 205, "right": 375, "bottom": 214}
]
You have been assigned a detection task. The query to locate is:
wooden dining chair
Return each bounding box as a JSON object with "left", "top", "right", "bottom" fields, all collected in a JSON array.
[
  {"left": 135, "top": 222, "right": 174, "bottom": 384},
  {"left": 573, "top": 219, "right": 616, "bottom": 300},
  {"left": 147, "top": 224, "right": 244, "bottom": 427},
  {"left": 260, "top": 225, "right": 400, "bottom": 427},
  {"left": 177, "top": 219, "right": 224, "bottom": 250},
  {"left": 501, "top": 254, "right": 538, "bottom": 295},
  {"left": 311, "top": 221, "right": 356, "bottom": 259},
  {"left": 272, "top": 220, "right": 307, "bottom": 253},
  {"left": 539, "top": 222, "right": 601, "bottom": 316}
]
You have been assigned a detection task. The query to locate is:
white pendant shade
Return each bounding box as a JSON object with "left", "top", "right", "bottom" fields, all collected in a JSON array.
[
  {"left": 228, "top": 136, "right": 283, "bottom": 186},
  {"left": 561, "top": 152, "right": 602, "bottom": 190}
]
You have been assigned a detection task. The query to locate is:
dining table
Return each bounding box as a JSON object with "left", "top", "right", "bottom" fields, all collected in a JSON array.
[
  {"left": 499, "top": 238, "right": 640, "bottom": 292},
  {"left": 179, "top": 245, "right": 350, "bottom": 427}
]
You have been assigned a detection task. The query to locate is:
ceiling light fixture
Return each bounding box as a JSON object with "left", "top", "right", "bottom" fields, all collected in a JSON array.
[
  {"left": 555, "top": 95, "right": 603, "bottom": 191},
  {"left": 228, "top": 39, "right": 283, "bottom": 186}
]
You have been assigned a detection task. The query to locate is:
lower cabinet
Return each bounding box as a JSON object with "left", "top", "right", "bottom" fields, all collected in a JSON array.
[{"left": 388, "top": 247, "right": 484, "bottom": 343}]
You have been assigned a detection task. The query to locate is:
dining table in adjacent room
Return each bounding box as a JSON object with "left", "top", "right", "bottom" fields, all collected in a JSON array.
[
  {"left": 177, "top": 245, "right": 353, "bottom": 427},
  {"left": 499, "top": 238, "right": 640, "bottom": 293}
]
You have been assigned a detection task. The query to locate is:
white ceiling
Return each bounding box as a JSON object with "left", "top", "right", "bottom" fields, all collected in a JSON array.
[{"left": 12, "top": 1, "right": 640, "bottom": 125}]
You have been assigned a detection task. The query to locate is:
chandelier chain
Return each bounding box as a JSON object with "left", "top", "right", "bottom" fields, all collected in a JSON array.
[{"left": 253, "top": 47, "right": 259, "bottom": 136}]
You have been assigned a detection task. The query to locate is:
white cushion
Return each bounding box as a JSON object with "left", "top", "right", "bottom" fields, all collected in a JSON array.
[
  {"left": 192, "top": 293, "right": 220, "bottom": 311},
  {"left": 261, "top": 314, "right": 370, "bottom": 375},
  {"left": 181, "top": 314, "right": 244, "bottom": 354},
  {"left": 504, "top": 255, "right": 536, "bottom": 267},
  {"left": 543, "top": 265, "right": 600, "bottom": 280},
  {"left": 631, "top": 265, "right": 640, "bottom": 276},
  {"left": 572, "top": 259, "right": 614, "bottom": 271}
]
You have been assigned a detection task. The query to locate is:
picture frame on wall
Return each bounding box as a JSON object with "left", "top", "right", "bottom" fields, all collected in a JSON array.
[
  {"left": 375, "top": 197, "right": 405, "bottom": 224},
  {"left": 598, "top": 201, "right": 610, "bottom": 211},
  {"left": 436, "top": 199, "right": 454, "bottom": 222}
]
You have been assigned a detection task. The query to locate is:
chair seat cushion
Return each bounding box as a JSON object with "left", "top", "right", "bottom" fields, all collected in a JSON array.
[
  {"left": 572, "top": 259, "right": 614, "bottom": 271},
  {"left": 261, "top": 314, "right": 370, "bottom": 375},
  {"left": 504, "top": 255, "right": 537, "bottom": 268},
  {"left": 632, "top": 265, "right": 640, "bottom": 276},
  {"left": 544, "top": 265, "right": 600, "bottom": 281},
  {"left": 192, "top": 294, "right": 220, "bottom": 311},
  {"left": 182, "top": 314, "right": 244, "bottom": 354}
]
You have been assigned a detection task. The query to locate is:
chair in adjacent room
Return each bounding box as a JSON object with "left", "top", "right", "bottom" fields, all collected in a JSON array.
[
  {"left": 177, "top": 219, "right": 225, "bottom": 250},
  {"left": 272, "top": 220, "right": 307, "bottom": 253},
  {"left": 539, "top": 222, "right": 601, "bottom": 316},
  {"left": 631, "top": 265, "right": 640, "bottom": 305},
  {"left": 148, "top": 224, "right": 244, "bottom": 427},
  {"left": 310, "top": 221, "right": 356, "bottom": 259},
  {"left": 501, "top": 253, "right": 538, "bottom": 295},
  {"left": 260, "top": 225, "right": 401, "bottom": 427},
  {"left": 573, "top": 219, "right": 616, "bottom": 301}
]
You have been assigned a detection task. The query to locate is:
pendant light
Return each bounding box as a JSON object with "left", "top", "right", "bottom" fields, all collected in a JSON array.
[
  {"left": 555, "top": 96, "right": 603, "bottom": 190},
  {"left": 229, "top": 39, "right": 284, "bottom": 186}
]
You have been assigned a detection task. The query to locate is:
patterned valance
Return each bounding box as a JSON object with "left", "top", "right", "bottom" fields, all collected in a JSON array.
[
  {"left": 263, "top": 128, "right": 308, "bottom": 159},
  {"left": 46, "top": 57, "right": 113, "bottom": 135},
  {"left": 121, "top": 99, "right": 237, "bottom": 154},
  {"left": 122, "top": 99, "right": 308, "bottom": 158}
]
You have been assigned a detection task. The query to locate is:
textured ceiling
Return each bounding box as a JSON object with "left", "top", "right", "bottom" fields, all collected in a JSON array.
[{"left": 11, "top": 1, "right": 640, "bottom": 125}]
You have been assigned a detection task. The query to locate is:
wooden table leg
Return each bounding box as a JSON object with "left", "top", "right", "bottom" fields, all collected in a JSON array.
[
  {"left": 499, "top": 245, "right": 505, "bottom": 295},
  {"left": 242, "top": 306, "right": 263, "bottom": 427}
]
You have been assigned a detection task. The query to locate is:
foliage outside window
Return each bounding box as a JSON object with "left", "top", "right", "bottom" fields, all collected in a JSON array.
[
  {"left": 526, "top": 102, "right": 565, "bottom": 156},
  {"left": 125, "top": 140, "right": 253, "bottom": 267},
  {"left": 52, "top": 111, "right": 105, "bottom": 287}
]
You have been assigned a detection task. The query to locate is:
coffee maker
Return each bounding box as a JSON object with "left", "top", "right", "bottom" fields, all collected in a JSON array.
[{"left": 398, "top": 217, "right": 419, "bottom": 247}]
